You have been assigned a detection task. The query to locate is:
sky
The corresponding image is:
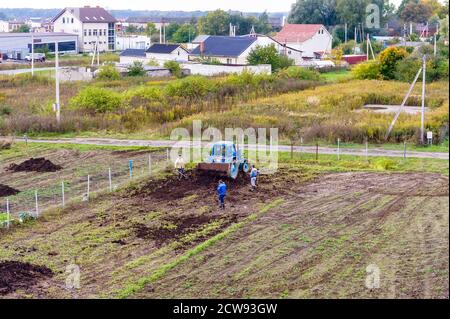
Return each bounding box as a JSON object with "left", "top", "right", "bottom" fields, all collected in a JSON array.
[{"left": 0, "top": 0, "right": 406, "bottom": 12}]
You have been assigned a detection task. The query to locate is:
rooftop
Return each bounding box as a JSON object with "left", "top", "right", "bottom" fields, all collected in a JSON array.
[
  {"left": 119, "top": 48, "right": 146, "bottom": 57},
  {"left": 274, "top": 24, "right": 325, "bottom": 43},
  {"left": 53, "top": 6, "right": 117, "bottom": 23},
  {"left": 0, "top": 32, "right": 77, "bottom": 38},
  {"left": 190, "top": 36, "right": 257, "bottom": 57},
  {"left": 146, "top": 43, "right": 186, "bottom": 54}
]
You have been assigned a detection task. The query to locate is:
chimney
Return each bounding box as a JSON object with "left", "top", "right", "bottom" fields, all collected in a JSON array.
[{"left": 200, "top": 41, "right": 205, "bottom": 54}]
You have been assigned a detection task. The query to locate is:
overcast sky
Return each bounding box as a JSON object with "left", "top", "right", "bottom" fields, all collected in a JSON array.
[{"left": 0, "top": 0, "right": 405, "bottom": 12}]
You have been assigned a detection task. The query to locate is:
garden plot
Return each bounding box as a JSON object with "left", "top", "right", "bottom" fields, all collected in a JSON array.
[{"left": 0, "top": 163, "right": 447, "bottom": 298}]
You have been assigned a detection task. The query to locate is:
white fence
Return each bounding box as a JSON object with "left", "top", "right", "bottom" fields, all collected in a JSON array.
[
  {"left": 181, "top": 63, "right": 272, "bottom": 76},
  {"left": 0, "top": 152, "right": 169, "bottom": 229}
]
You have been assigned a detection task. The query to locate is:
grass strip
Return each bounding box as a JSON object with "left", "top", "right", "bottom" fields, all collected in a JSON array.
[{"left": 116, "top": 198, "right": 284, "bottom": 299}]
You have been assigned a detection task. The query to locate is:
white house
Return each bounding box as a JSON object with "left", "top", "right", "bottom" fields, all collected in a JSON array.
[
  {"left": 52, "top": 6, "right": 117, "bottom": 52},
  {"left": 145, "top": 43, "right": 189, "bottom": 63},
  {"left": 189, "top": 35, "right": 303, "bottom": 65},
  {"left": 274, "top": 24, "right": 332, "bottom": 58},
  {"left": 119, "top": 43, "right": 189, "bottom": 65}
]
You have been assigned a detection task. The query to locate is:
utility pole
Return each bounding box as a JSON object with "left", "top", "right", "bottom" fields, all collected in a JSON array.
[
  {"left": 344, "top": 23, "right": 347, "bottom": 43},
  {"left": 31, "top": 33, "right": 34, "bottom": 76},
  {"left": 421, "top": 56, "right": 426, "bottom": 144},
  {"left": 97, "top": 36, "right": 100, "bottom": 66},
  {"left": 366, "top": 34, "right": 369, "bottom": 61},
  {"left": 55, "top": 41, "right": 61, "bottom": 125}
]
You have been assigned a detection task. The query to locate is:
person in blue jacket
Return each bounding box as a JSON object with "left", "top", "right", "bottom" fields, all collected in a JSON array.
[
  {"left": 217, "top": 180, "right": 227, "bottom": 209},
  {"left": 250, "top": 165, "right": 259, "bottom": 191}
]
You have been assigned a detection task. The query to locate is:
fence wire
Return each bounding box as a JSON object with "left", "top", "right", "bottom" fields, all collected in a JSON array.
[{"left": 1, "top": 153, "right": 169, "bottom": 228}]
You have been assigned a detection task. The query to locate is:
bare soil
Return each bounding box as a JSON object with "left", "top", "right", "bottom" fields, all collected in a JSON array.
[
  {"left": 0, "top": 261, "right": 53, "bottom": 296},
  {"left": 0, "top": 167, "right": 447, "bottom": 299},
  {"left": 0, "top": 184, "right": 19, "bottom": 197},
  {"left": 7, "top": 158, "right": 62, "bottom": 173}
]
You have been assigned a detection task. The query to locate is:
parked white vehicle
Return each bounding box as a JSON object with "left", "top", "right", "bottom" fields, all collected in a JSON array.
[{"left": 24, "top": 53, "right": 46, "bottom": 62}]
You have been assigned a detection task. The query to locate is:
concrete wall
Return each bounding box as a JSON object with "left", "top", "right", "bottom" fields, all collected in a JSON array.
[
  {"left": 181, "top": 63, "right": 271, "bottom": 76},
  {"left": 119, "top": 55, "right": 149, "bottom": 65}
]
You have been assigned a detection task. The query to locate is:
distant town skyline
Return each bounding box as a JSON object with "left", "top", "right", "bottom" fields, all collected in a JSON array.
[{"left": 1, "top": 0, "right": 405, "bottom": 13}]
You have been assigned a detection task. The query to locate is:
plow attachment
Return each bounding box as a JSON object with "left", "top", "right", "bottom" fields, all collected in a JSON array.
[{"left": 197, "top": 162, "right": 239, "bottom": 179}]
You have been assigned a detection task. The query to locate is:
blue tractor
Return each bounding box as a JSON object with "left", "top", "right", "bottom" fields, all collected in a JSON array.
[{"left": 197, "top": 141, "right": 250, "bottom": 179}]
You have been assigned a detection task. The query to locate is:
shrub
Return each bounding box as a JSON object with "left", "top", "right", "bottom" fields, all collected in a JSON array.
[
  {"left": 277, "top": 66, "right": 321, "bottom": 81},
  {"left": 70, "top": 87, "right": 122, "bottom": 113},
  {"left": 373, "top": 158, "right": 397, "bottom": 170},
  {"left": 247, "top": 44, "right": 294, "bottom": 71},
  {"left": 124, "top": 86, "right": 163, "bottom": 107},
  {"left": 164, "top": 76, "right": 217, "bottom": 99},
  {"left": 395, "top": 56, "right": 449, "bottom": 82},
  {"left": 378, "top": 46, "right": 408, "bottom": 80},
  {"left": 351, "top": 61, "right": 381, "bottom": 80},
  {"left": 128, "top": 61, "right": 146, "bottom": 77},
  {"left": 97, "top": 64, "right": 120, "bottom": 80},
  {"left": 163, "top": 61, "right": 182, "bottom": 78}
]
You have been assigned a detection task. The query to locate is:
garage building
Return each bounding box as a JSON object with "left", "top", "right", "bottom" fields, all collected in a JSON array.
[{"left": 0, "top": 32, "right": 78, "bottom": 60}]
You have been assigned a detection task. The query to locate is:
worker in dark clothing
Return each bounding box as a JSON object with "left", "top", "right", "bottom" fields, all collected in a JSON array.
[{"left": 217, "top": 180, "right": 227, "bottom": 209}]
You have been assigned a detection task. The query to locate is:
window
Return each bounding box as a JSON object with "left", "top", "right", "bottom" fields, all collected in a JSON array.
[
  {"left": 62, "top": 17, "right": 65, "bottom": 23},
  {"left": 84, "top": 29, "right": 87, "bottom": 36},
  {"left": 93, "top": 29, "right": 97, "bottom": 36},
  {"left": 227, "top": 58, "right": 232, "bottom": 64},
  {"left": 88, "top": 29, "right": 92, "bottom": 36},
  {"left": 71, "top": 18, "right": 74, "bottom": 23}
]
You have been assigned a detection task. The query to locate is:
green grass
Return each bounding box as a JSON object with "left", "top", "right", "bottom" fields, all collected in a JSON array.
[
  {"left": 0, "top": 142, "right": 160, "bottom": 161},
  {"left": 276, "top": 151, "right": 449, "bottom": 175},
  {"left": 320, "top": 69, "right": 352, "bottom": 82}
]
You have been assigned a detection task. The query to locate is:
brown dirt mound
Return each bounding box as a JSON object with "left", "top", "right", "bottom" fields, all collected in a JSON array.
[
  {"left": 0, "top": 261, "right": 53, "bottom": 296},
  {"left": 135, "top": 170, "right": 248, "bottom": 201},
  {"left": 7, "top": 157, "right": 62, "bottom": 173},
  {"left": 134, "top": 213, "right": 239, "bottom": 247},
  {"left": 0, "top": 184, "right": 20, "bottom": 197}
]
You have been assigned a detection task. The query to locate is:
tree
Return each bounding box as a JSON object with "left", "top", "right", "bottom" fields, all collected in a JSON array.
[
  {"left": 399, "top": 0, "right": 433, "bottom": 23},
  {"left": 247, "top": 44, "right": 294, "bottom": 71},
  {"left": 165, "top": 23, "right": 181, "bottom": 41},
  {"left": 125, "top": 25, "right": 138, "bottom": 34},
  {"left": 198, "top": 10, "right": 230, "bottom": 35},
  {"left": 336, "top": 0, "right": 370, "bottom": 27},
  {"left": 164, "top": 60, "right": 182, "bottom": 78},
  {"left": 171, "top": 24, "right": 196, "bottom": 43},
  {"left": 17, "top": 24, "right": 30, "bottom": 33},
  {"left": 256, "top": 11, "right": 272, "bottom": 34},
  {"left": 145, "top": 23, "right": 157, "bottom": 38},
  {"left": 378, "top": 46, "right": 408, "bottom": 79},
  {"left": 288, "top": 0, "right": 338, "bottom": 26},
  {"left": 127, "top": 61, "right": 146, "bottom": 77}
]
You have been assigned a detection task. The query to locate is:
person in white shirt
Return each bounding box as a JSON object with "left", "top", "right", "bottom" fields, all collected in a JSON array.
[{"left": 175, "top": 154, "right": 185, "bottom": 178}]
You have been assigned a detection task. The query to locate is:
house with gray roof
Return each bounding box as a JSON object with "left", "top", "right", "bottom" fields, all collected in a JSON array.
[
  {"left": 52, "top": 6, "right": 117, "bottom": 53},
  {"left": 189, "top": 35, "right": 303, "bottom": 65},
  {"left": 119, "top": 43, "right": 189, "bottom": 64}
]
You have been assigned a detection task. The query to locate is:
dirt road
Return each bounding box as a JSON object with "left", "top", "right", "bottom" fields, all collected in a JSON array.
[{"left": 14, "top": 137, "right": 450, "bottom": 160}]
